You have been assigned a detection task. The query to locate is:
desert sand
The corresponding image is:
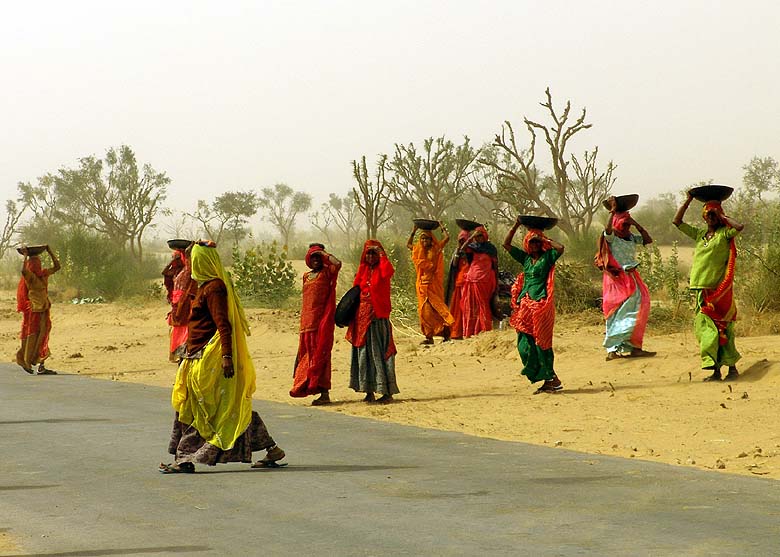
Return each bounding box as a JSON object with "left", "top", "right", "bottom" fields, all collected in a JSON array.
[{"left": 3, "top": 290, "right": 779, "bottom": 480}]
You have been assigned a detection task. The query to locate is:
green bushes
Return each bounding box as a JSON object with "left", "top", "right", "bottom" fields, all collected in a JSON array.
[{"left": 231, "top": 242, "right": 297, "bottom": 307}]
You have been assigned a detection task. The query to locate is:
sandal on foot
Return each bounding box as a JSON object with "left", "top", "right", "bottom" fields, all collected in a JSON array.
[
  {"left": 703, "top": 370, "right": 722, "bottom": 382},
  {"left": 724, "top": 367, "right": 739, "bottom": 381},
  {"left": 36, "top": 367, "right": 57, "bottom": 375},
  {"left": 159, "top": 462, "right": 194, "bottom": 474},
  {"left": 376, "top": 394, "right": 394, "bottom": 404},
  {"left": 251, "top": 446, "right": 285, "bottom": 468},
  {"left": 629, "top": 348, "right": 656, "bottom": 358},
  {"left": 605, "top": 352, "right": 622, "bottom": 361},
  {"left": 534, "top": 378, "right": 563, "bottom": 394},
  {"left": 363, "top": 393, "right": 375, "bottom": 403},
  {"left": 311, "top": 395, "right": 331, "bottom": 406}
]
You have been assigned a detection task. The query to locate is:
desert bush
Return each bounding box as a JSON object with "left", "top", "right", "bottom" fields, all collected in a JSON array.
[
  {"left": 231, "top": 242, "right": 297, "bottom": 307},
  {"left": 554, "top": 260, "right": 602, "bottom": 313},
  {"left": 636, "top": 242, "right": 687, "bottom": 303}
]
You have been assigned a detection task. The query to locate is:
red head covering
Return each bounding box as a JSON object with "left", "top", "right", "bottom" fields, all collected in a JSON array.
[
  {"left": 473, "top": 226, "right": 489, "bottom": 241},
  {"left": 702, "top": 200, "right": 727, "bottom": 226},
  {"left": 522, "top": 229, "right": 552, "bottom": 252},
  {"left": 457, "top": 230, "right": 470, "bottom": 245},
  {"left": 611, "top": 211, "right": 632, "bottom": 237},
  {"left": 353, "top": 239, "right": 394, "bottom": 319},
  {"left": 305, "top": 245, "right": 325, "bottom": 269},
  {"left": 419, "top": 230, "right": 433, "bottom": 240}
]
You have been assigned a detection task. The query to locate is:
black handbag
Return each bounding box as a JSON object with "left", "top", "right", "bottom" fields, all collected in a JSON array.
[{"left": 335, "top": 285, "right": 361, "bottom": 328}]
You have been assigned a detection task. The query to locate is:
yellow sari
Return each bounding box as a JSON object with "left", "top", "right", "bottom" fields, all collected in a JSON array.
[{"left": 171, "top": 245, "right": 256, "bottom": 451}]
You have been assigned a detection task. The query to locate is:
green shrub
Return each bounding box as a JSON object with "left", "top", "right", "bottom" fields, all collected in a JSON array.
[{"left": 231, "top": 242, "right": 297, "bottom": 307}]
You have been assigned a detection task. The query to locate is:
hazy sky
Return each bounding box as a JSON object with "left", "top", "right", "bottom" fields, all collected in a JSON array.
[{"left": 1, "top": 1, "right": 778, "bottom": 218}]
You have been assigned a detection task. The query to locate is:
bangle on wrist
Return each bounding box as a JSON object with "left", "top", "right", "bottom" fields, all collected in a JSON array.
[{"left": 222, "top": 354, "right": 232, "bottom": 359}]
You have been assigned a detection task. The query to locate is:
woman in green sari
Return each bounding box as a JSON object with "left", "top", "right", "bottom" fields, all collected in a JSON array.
[{"left": 673, "top": 192, "right": 744, "bottom": 381}]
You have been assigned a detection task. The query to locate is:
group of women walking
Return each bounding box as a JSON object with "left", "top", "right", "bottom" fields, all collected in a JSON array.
[{"left": 14, "top": 186, "right": 744, "bottom": 473}]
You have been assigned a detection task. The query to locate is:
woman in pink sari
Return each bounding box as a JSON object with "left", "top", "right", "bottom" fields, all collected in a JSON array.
[
  {"left": 460, "top": 226, "right": 498, "bottom": 338},
  {"left": 597, "top": 197, "right": 655, "bottom": 360}
]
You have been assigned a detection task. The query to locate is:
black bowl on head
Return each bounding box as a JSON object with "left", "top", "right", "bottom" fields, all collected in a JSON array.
[
  {"left": 412, "top": 218, "right": 440, "bottom": 231},
  {"left": 689, "top": 184, "right": 733, "bottom": 203},
  {"left": 518, "top": 215, "right": 559, "bottom": 230},
  {"left": 17, "top": 245, "right": 47, "bottom": 256},
  {"left": 455, "top": 218, "right": 481, "bottom": 231},
  {"left": 167, "top": 239, "right": 193, "bottom": 250},
  {"left": 602, "top": 194, "right": 640, "bottom": 212}
]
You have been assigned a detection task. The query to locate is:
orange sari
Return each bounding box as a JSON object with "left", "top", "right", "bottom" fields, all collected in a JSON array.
[{"left": 412, "top": 235, "right": 454, "bottom": 337}]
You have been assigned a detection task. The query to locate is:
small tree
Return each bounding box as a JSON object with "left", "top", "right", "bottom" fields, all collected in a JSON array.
[
  {"left": 258, "top": 183, "right": 312, "bottom": 247},
  {"left": 40, "top": 145, "right": 169, "bottom": 261},
  {"left": 351, "top": 155, "right": 392, "bottom": 239},
  {"left": 187, "top": 190, "right": 261, "bottom": 246},
  {"left": 742, "top": 156, "right": 779, "bottom": 201},
  {"left": 387, "top": 136, "right": 479, "bottom": 220}
]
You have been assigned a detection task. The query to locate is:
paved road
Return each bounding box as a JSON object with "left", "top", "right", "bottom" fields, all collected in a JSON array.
[{"left": 1, "top": 365, "right": 779, "bottom": 556}]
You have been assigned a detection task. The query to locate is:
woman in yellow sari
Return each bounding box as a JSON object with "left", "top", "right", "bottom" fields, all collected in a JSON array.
[{"left": 160, "top": 241, "right": 285, "bottom": 473}]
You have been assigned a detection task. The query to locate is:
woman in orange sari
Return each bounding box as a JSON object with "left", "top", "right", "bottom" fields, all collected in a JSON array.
[
  {"left": 16, "top": 246, "right": 61, "bottom": 375},
  {"left": 460, "top": 226, "right": 498, "bottom": 338},
  {"left": 347, "top": 240, "right": 399, "bottom": 403},
  {"left": 407, "top": 223, "right": 454, "bottom": 345},
  {"left": 290, "top": 243, "right": 341, "bottom": 405}
]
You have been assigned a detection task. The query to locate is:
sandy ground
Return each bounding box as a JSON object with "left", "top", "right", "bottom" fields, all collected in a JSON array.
[{"left": 2, "top": 291, "right": 779, "bottom": 480}]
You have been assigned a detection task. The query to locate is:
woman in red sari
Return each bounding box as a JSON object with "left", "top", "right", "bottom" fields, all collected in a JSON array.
[
  {"left": 290, "top": 243, "right": 341, "bottom": 405},
  {"left": 445, "top": 230, "right": 470, "bottom": 340},
  {"left": 347, "top": 240, "right": 399, "bottom": 403},
  {"left": 16, "top": 246, "right": 61, "bottom": 374},
  {"left": 460, "top": 226, "right": 498, "bottom": 338}
]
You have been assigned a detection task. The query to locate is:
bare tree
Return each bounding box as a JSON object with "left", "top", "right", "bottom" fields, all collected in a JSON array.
[
  {"left": 187, "top": 190, "right": 261, "bottom": 246},
  {"left": 0, "top": 199, "right": 28, "bottom": 259},
  {"left": 474, "top": 139, "right": 547, "bottom": 226},
  {"left": 351, "top": 155, "right": 392, "bottom": 240},
  {"left": 311, "top": 192, "right": 363, "bottom": 250},
  {"left": 387, "top": 136, "right": 479, "bottom": 220},
  {"left": 485, "top": 88, "right": 614, "bottom": 240},
  {"left": 258, "top": 183, "right": 312, "bottom": 247},
  {"left": 568, "top": 148, "right": 617, "bottom": 237}
]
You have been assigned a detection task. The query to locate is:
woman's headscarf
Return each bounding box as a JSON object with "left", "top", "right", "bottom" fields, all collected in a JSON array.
[
  {"left": 305, "top": 244, "right": 325, "bottom": 269},
  {"left": 611, "top": 211, "right": 632, "bottom": 238},
  {"left": 522, "top": 229, "right": 552, "bottom": 253},
  {"left": 702, "top": 200, "right": 727, "bottom": 227},
  {"left": 190, "top": 243, "right": 250, "bottom": 338},
  {"left": 473, "top": 226, "right": 489, "bottom": 241},
  {"left": 457, "top": 229, "right": 469, "bottom": 245}
]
